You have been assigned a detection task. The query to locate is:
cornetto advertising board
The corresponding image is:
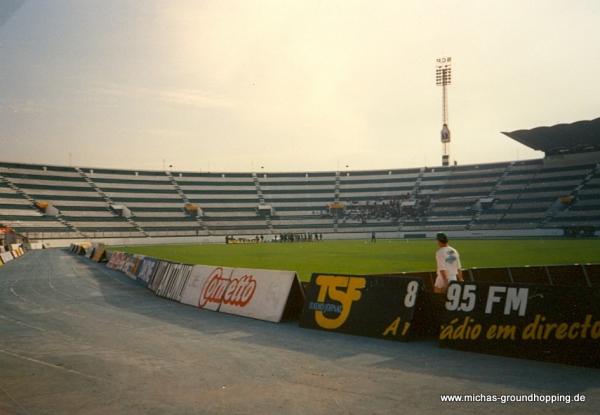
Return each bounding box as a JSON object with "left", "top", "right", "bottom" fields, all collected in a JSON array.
[
  {"left": 439, "top": 282, "right": 600, "bottom": 367},
  {"left": 299, "top": 273, "right": 426, "bottom": 341},
  {"left": 180, "top": 265, "right": 304, "bottom": 322}
]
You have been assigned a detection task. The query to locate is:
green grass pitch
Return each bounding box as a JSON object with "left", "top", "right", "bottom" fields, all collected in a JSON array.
[{"left": 115, "top": 239, "right": 600, "bottom": 281}]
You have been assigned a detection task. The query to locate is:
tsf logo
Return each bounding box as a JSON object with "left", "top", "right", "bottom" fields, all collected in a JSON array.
[
  {"left": 199, "top": 268, "right": 257, "bottom": 308},
  {"left": 310, "top": 275, "right": 366, "bottom": 330}
]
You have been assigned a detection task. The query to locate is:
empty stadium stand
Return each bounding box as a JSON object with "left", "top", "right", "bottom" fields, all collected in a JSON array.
[
  {"left": 1, "top": 118, "right": 598, "bottom": 242},
  {"left": 1, "top": 154, "right": 598, "bottom": 241}
]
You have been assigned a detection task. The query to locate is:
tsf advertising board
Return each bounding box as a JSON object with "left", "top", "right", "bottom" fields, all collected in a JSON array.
[
  {"left": 439, "top": 282, "right": 600, "bottom": 367},
  {"left": 299, "top": 273, "right": 424, "bottom": 341}
]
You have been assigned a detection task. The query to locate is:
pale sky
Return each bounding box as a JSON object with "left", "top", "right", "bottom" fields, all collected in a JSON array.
[{"left": 1, "top": 0, "right": 599, "bottom": 172}]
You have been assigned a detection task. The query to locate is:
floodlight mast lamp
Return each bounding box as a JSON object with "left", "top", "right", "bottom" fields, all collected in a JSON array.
[{"left": 436, "top": 57, "right": 452, "bottom": 167}]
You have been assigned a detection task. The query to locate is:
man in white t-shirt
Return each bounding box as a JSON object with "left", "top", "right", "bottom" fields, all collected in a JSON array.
[{"left": 434, "top": 232, "right": 463, "bottom": 293}]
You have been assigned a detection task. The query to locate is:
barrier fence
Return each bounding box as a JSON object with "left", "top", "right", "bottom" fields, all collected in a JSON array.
[
  {"left": 438, "top": 282, "right": 600, "bottom": 368},
  {"left": 0, "top": 245, "right": 26, "bottom": 266},
  {"left": 300, "top": 273, "right": 426, "bottom": 340},
  {"left": 67, "top": 242, "right": 599, "bottom": 368},
  {"left": 76, "top": 244, "right": 304, "bottom": 323}
]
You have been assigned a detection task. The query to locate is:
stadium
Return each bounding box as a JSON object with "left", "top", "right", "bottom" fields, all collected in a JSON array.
[
  {"left": 2, "top": 116, "right": 600, "bottom": 414},
  {"left": 2, "top": 2, "right": 600, "bottom": 414},
  {"left": 2, "top": 117, "right": 600, "bottom": 245}
]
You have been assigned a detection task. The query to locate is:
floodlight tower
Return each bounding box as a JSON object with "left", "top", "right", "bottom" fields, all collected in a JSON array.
[{"left": 436, "top": 57, "right": 452, "bottom": 166}]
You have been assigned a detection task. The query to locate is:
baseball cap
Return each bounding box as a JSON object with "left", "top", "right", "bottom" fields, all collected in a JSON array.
[{"left": 436, "top": 232, "right": 449, "bottom": 243}]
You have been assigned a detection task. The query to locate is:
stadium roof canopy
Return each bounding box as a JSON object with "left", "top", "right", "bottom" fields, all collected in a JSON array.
[{"left": 502, "top": 117, "right": 600, "bottom": 155}]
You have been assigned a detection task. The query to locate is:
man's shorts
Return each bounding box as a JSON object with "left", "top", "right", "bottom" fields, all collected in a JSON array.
[{"left": 434, "top": 274, "right": 457, "bottom": 290}]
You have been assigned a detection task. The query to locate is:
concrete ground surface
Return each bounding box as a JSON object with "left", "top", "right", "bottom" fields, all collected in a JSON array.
[{"left": 0, "top": 249, "right": 598, "bottom": 415}]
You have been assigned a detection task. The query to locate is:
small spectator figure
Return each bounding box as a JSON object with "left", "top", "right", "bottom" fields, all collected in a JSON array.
[{"left": 434, "top": 232, "right": 463, "bottom": 294}]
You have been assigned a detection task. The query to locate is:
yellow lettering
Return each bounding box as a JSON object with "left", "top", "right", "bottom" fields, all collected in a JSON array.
[
  {"left": 520, "top": 314, "right": 600, "bottom": 341},
  {"left": 470, "top": 324, "right": 482, "bottom": 339},
  {"left": 452, "top": 317, "right": 472, "bottom": 340},
  {"left": 314, "top": 275, "right": 366, "bottom": 330},
  {"left": 439, "top": 317, "right": 482, "bottom": 340},
  {"left": 567, "top": 323, "right": 581, "bottom": 340},
  {"left": 439, "top": 318, "right": 459, "bottom": 340},
  {"left": 495, "top": 325, "right": 516, "bottom": 340},
  {"left": 592, "top": 322, "right": 600, "bottom": 339},
  {"left": 402, "top": 322, "right": 411, "bottom": 336},
  {"left": 581, "top": 314, "right": 592, "bottom": 338},
  {"left": 542, "top": 323, "right": 557, "bottom": 340},
  {"left": 536, "top": 315, "right": 547, "bottom": 339},
  {"left": 555, "top": 323, "right": 569, "bottom": 340},
  {"left": 522, "top": 314, "right": 542, "bottom": 340},
  {"left": 383, "top": 317, "right": 400, "bottom": 337}
]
